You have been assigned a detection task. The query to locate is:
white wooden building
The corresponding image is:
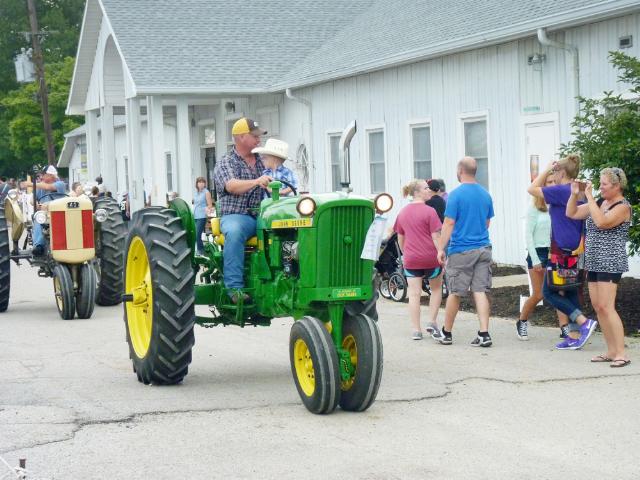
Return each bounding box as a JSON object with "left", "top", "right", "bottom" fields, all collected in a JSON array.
[{"left": 62, "top": 0, "right": 640, "bottom": 273}]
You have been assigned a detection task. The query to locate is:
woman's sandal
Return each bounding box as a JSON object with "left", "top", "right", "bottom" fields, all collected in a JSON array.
[
  {"left": 610, "top": 358, "right": 631, "bottom": 368},
  {"left": 590, "top": 354, "right": 613, "bottom": 363}
]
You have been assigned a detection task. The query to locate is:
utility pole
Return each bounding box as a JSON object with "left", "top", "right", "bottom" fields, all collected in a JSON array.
[{"left": 26, "top": 0, "right": 56, "bottom": 166}]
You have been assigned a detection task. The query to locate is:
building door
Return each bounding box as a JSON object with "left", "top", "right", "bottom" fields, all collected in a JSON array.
[
  {"left": 523, "top": 113, "right": 560, "bottom": 182},
  {"left": 204, "top": 147, "right": 216, "bottom": 199}
]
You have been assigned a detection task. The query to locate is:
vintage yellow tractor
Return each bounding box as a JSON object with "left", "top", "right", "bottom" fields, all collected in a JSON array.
[{"left": 0, "top": 182, "right": 127, "bottom": 319}]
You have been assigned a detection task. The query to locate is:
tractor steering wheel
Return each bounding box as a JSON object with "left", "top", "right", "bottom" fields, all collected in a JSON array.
[{"left": 265, "top": 179, "right": 298, "bottom": 198}]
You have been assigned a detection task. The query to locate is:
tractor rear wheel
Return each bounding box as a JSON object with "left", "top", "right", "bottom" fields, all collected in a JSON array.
[
  {"left": 124, "top": 207, "right": 195, "bottom": 385},
  {"left": 53, "top": 264, "right": 75, "bottom": 320},
  {"left": 388, "top": 272, "right": 407, "bottom": 302},
  {"left": 289, "top": 316, "right": 341, "bottom": 414},
  {"left": 94, "top": 197, "right": 127, "bottom": 306},
  {"left": 0, "top": 207, "right": 10, "bottom": 312},
  {"left": 76, "top": 263, "right": 97, "bottom": 319},
  {"left": 339, "top": 313, "right": 383, "bottom": 412}
]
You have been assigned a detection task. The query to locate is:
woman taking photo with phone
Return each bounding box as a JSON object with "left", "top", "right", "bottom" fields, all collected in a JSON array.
[
  {"left": 566, "top": 168, "right": 631, "bottom": 367},
  {"left": 527, "top": 153, "right": 597, "bottom": 350}
]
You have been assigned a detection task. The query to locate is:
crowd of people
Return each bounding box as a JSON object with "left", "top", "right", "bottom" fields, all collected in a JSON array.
[{"left": 394, "top": 154, "right": 632, "bottom": 367}]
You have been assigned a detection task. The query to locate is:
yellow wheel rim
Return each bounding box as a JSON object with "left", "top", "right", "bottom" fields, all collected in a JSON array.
[
  {"left": 341, "top": 334, "right": 358, "bottom": 390},
  {"left": 53, "top": 276, "right": 63, "bottom": 311},
  {"left": 125, "top": 237, "right": 153, "bottom": 358},
  {"left": 293, "top": 338, "right": 315, "bottom": 397}
]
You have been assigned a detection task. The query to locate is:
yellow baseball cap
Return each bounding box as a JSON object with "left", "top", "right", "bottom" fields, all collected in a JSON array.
[{"left": 231, "top": 117, "right": 267, "bottom": 136}]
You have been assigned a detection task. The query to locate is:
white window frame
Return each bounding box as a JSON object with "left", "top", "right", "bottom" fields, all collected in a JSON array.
[
  {"left": 225, "top": 111, "right": 244, "bottom": 151},
  {"left": 407, "top": 118, "right": 433, "bottom": 180},
  {"left": 326, "top": 130, "right": 342, "bottom": 192},
  {"left": 365, "top": 125, "right": 387, "bottom": 194},
  {"left": 458, "top": 111, "right": 490, "bottom": 190}
]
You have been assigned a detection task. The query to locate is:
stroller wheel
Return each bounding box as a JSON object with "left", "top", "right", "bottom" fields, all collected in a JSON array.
[
  {"left": 388, "top": 272, "right": 407, "bottom": 302},
  {"left": 379, "top": 278, "right": 392, "bottom": 299}
]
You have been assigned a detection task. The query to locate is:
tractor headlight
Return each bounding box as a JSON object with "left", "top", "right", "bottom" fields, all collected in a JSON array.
[
  {"left": 7, "top": 189, "right": 17, "bottom": 201},
  {"left": 296, "top": 197, "right": 316, "bottom": 217},
  {"left": 374, "top": 193, "right": 393, "bottom": 214},
  {"left": 94, "top": 208, "right": 108, "bottom": 223},
  {"left": 34, "top": 211, "right": 48, "bottom": 224}
]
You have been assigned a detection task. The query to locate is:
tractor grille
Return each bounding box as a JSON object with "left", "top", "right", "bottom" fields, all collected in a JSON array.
[{"left": 315, "top": 206, "right": 372, "bottom": 288}]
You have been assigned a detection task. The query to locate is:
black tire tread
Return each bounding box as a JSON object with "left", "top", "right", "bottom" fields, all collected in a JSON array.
[
  {"left": 0, "top": 207, "right": 10, "bottom": 312},
  {"left": 339, "top": 313, "right": 383, "bottom": 412},
  {"left": 54, "top": 264, "right": 76, "bottom": 320},
  {"left": 76, "top": 263, "right": 96, "bottom": 319},
  {"left": 125, "top": 207, "right": 195, "bottom": 385},
  {"left": 95, "top": 197, "right": 127, "bottom": 306}
]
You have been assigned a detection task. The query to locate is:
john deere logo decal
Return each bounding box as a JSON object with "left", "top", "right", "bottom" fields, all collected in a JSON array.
[
  {"left": 271, "top": 218, "right": 313, "bottom": 229},
  {"left": 332, "top": 288, "right": 361, "bottom": 298}
]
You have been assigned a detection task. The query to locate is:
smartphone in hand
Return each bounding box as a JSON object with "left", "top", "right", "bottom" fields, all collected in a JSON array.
[{"left": 577, "top": 181, "right": 587, "bottom": 192}]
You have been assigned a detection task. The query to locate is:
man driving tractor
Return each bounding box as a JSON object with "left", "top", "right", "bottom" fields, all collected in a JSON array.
[
  {"left": 213, "top": 117, "right": 271, "bottom": 304},
  {"left": 20, "top": 165, "right": 66, "bottom": 256}
]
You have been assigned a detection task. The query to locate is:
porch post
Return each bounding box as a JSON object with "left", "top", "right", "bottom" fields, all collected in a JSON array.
[
  {"left": 147, "top": 95, "right": 168, "bottom": 206},
  {"left": 125, "top": 96, "right": 144, "bottom": 212},
  {"left": 100, "top": 104, "right": 116, "bottom": 194},
  {"left": 176, "top": 97, "right": 194, "bottom": 205},
  {"left": 85, "top": 109, "right": 100, "bottom": 181}
]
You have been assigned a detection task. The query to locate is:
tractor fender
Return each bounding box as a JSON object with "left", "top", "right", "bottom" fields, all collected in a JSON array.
[{"left": 169, "top": 197, "right": 196, "bottom": 253}]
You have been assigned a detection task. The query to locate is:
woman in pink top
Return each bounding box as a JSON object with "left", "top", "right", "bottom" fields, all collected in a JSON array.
[{"left": 394, "top": 179, "right": 443, "bottom": 340}]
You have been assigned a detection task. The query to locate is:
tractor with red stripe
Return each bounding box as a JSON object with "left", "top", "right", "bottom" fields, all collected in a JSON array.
[{"left": 0, "top": 175, "right": 127, "bottom": 319}]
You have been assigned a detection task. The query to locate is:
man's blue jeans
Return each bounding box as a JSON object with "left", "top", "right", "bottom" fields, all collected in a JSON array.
[
  {"left": 542, "top": 273, "right": 583, "bottom": 325},
  {"left": 32, "top": 221, "right": 45, "bottom": 248},
  {"left": 220, "top": 214, "right": 257, "bottom": 290}
]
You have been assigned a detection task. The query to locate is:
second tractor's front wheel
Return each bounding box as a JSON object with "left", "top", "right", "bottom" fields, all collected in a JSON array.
[
  {"left": 339, "top": 313, "right": 383, "bottom": 412},
  {"left": 76, "top": 263, "right": 97, "bottom": 319},
  {"left": 53, "top": 264, "right": 76, "bottom": 320},
  {"left": 289, "top": 316, "right": 341, "bottom": 414},
  {"left": 124, "top": 207, "right": 195, "bottom": 385}
]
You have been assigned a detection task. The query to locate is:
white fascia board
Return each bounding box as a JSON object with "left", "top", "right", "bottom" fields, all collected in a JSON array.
[
  {"left": 97, "top": 0, "right": 137, "bottom": 100},
  {"left": 57, "top": 137, "right": 73, "bottom": 168},
  {"left": 66, "top": 0, "right": 98, "bottom": 115},
  {"left": 134, "top": 86, "right": 269, "bottom": 97},
  {"left": 270, "top": 0, "right": 640, "bottom": 91}
]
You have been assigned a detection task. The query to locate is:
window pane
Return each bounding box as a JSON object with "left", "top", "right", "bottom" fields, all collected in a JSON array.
[
  {"left": 369, "top": 131, "right": 384, "bottom": 164},
  {"left": 412, "top": 127, "right": 431, "bottom": 163},
  {"left": 370, "top": 163, "right": 385, "bottom": 193},
  {"left": 330, "top": 135, "right": 341, "bottom": 191},
  {"left": 464, "top": 121, "right": 487, "bottom": 158},
  {"left": 414, "top": 160, "right": 432, "bottom": 180},
  {"left": 476, "top": 157, "right": 489, "bottom": 189}
]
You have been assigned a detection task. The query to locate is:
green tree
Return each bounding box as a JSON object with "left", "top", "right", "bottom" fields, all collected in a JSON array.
[
  {"left": 1, "top": 56, "right": 81, "bottom": 176},
  {"left": 0, "top": 0, "right": 84, "bottom": 176},
  {"left": 562, "top": 51, "right": 640, "bottom": 254}
]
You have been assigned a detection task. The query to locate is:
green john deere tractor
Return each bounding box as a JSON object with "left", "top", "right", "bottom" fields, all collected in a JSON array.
[{"left": 122, "top": 122, "right": 392, "bottom": 413}]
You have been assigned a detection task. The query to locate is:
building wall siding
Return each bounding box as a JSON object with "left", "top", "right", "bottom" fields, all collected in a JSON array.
[{"left": 279, "top": 13, "right": 640, "bottom": 271}]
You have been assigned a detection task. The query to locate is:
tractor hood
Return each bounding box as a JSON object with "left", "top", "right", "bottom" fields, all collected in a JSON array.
[{"left": 258, "top": 192, "right": 374, "bottom": 230}]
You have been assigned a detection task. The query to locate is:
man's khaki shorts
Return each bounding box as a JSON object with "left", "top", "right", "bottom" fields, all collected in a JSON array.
[{"left": 445, "top": 246, "right": 492, "bottom": 296}]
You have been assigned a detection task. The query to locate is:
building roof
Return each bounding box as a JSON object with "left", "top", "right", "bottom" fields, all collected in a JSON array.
[
  {"left": 68, "top": 0, "right": 640, "bottom": 112},
  {"left": 273, "top": 0, "right": 640, "bottom": 89},
  {"left": 100, "top": 0, "right": 376, "bottom": 93}
]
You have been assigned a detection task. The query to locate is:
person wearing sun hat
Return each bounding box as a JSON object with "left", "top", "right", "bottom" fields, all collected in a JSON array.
[
  {"left": 252, "top": 138, "right": 298, "bottom": 197},
  {"left": 213, "top": 117, "right": 272, "bottom": 303}
]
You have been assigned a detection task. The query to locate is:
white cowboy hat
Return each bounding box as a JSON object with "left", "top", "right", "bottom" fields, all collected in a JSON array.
[
  {"left": 252, "top": 138, "right": 289, "bottom": 160},
  {"left": 45, "top": 165, "right": 58, "bottom": 175}
]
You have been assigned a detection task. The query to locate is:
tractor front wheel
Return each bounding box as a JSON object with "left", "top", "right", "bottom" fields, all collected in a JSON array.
[
  {"left": 53, "top": 264, "right": 75, "bottom": 320},
  {"left": 0, "top": 207, "right": 10, "bottom": 312},
  {"left": 124, "top": 207, "right": 195, "bottom": 385},
  {"left": 339, "top": 313, "right": 383, "bottom": 412},
  {"left": 289, "top": 316, "right": 341, "bottom": 414},
  {"left": 76, "top": 263, "right": 97, "bottom": 319}
]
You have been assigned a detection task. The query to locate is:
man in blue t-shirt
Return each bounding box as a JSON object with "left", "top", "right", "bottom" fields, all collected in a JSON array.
[
  {"left": 21, "top": 165, "right": 67, "bottom": 256},
  {"left": 436, "top": 157, "right": 494, "bottom": 347}
]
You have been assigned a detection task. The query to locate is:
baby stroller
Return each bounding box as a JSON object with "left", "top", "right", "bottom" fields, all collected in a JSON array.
[{"left": 375, "top": 232, "right": 449, "bottom": 302}]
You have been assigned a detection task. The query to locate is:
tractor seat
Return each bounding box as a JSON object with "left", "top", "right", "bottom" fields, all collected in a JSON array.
[{"left": 210, "top": 217, "right": 258, "bottom": 247}]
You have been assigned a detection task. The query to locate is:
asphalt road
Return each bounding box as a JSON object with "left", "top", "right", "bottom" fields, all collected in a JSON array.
[{"left": 1, "top": 261, "right": 639, "bottom": 480}]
